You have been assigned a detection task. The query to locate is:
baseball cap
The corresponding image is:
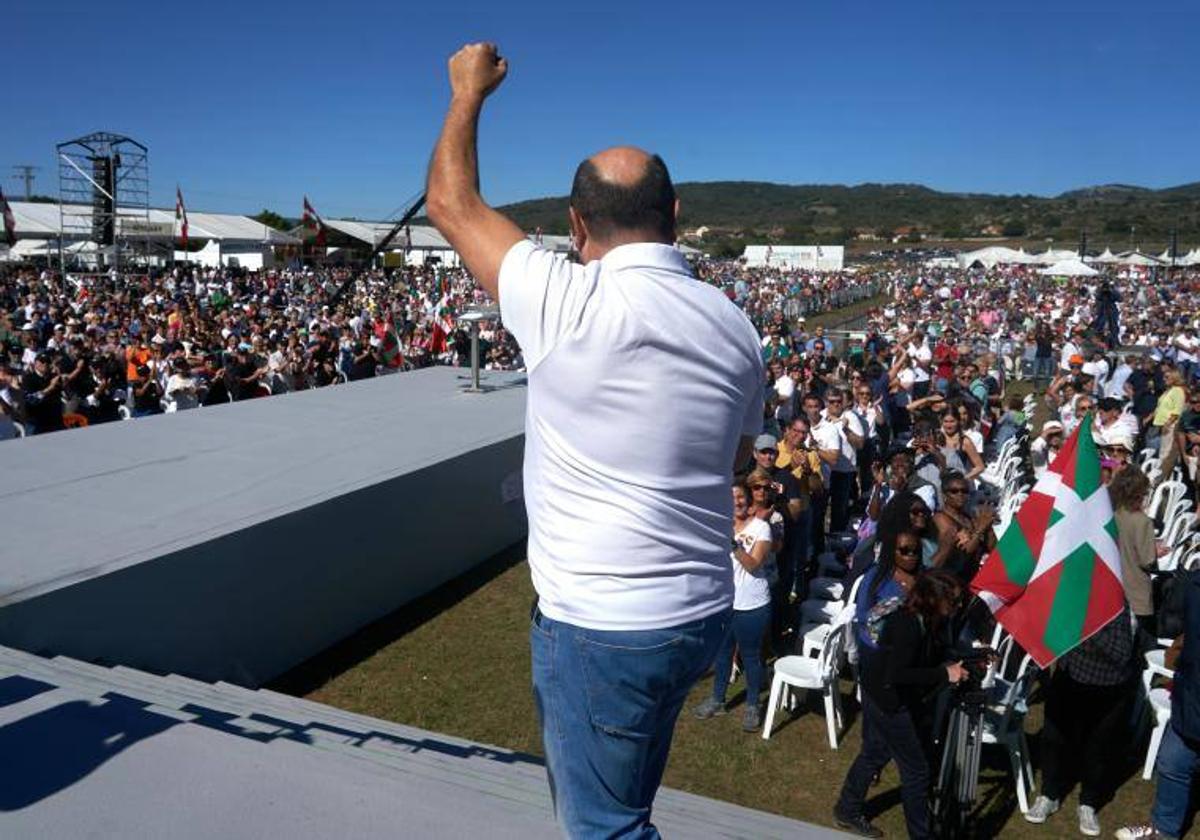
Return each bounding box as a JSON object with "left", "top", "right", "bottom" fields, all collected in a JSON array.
[
  {"left": 754, "top": 434, "right": 778, "bottom": 452},
  {"left": 1042, "top": 421, "right": 1064, "bottom": 436}
]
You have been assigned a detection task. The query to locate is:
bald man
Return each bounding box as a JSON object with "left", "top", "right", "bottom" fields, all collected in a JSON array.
[{"left": 428, "top": 44, "right": 764, "bottom": 838}]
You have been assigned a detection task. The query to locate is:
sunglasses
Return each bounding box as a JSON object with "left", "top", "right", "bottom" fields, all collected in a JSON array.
[
  {"left": 945, "top": 487, "right": 969, "bottom": 495},
  {"left": 896, "top": 546, "right": 921, "bottom": 556},
  {"left": 911, "top": 509, "right": 930, "bottom": 517}
]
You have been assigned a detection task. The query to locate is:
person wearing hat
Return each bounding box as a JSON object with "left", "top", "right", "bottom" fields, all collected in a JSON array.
[
  {"left": 1032, "top": 421, "right": 1065, "bottom": 477},
  {"left": 749, "top": 431, "right": 810, "bottom": 631}
]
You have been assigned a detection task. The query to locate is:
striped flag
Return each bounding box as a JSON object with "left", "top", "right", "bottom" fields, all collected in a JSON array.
[
  {"left": 1, "top": 187, "right": 16, "bottom": 246},
  {"left": 375, "top": 314, "right": 404, "bottom": 369},
  {"left": 175, "top": 186, "right": 188, "bottom": 251},
  {"left": 302, "top": 196, "right": 327, "bottom": 248},
  {"left": 971, "top": 414, "right": 1124, "bottom": 667}
]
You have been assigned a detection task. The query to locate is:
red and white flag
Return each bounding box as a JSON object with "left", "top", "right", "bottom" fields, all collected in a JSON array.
[
  {"left": 1, "top": 187, "right": 16, "bottom": 247},
  {"left": 175, "top": 186, "right": 189, "bottom": 251},
  {"left": 302, "top": 196, "right": 327, "bottom": 249},
  {"left": 971, "top": 414, "right": 1124, "bottom": 667}
]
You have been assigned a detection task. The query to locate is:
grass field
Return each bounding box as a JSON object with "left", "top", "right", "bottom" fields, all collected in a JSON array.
[{"left": 273, "top": 548, "right": 1156, "bottom": 838}]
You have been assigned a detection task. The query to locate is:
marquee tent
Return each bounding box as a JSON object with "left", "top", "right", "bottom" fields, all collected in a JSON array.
[
  {"left": 1088, "top": 248, "right": 1119, "bottom": 264},
  {"left": 1116, "top": 251, "right": 1164, "bottom": 267},
  {"left": 1037, "top": 258, "right": 1099, "bottom": 277}
]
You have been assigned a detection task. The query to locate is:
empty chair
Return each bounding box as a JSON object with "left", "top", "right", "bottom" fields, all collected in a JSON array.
[{"left": 763, "top": 623, "right": 846, "bottom": 747}]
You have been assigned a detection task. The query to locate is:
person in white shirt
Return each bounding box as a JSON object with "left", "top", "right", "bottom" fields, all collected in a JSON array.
[
  {"left": 425, "top": 42, "right": 762, "bottom": 839},
  {"left": 164, "top": 359, "right": 199, "bottom": 411},
  {"left": 693, "top": 480, "right": 774, "bottom": 731},
  {"left": 906, "top": 330, "right": 932, "bottom": 397},
  {"left": 812, "top": 387, "right": 864, "bottom": 533}
]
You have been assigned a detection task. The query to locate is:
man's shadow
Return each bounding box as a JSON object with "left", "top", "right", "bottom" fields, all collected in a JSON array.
[{"left": 0, "top": 684, "right": 180, "bottom": 812}]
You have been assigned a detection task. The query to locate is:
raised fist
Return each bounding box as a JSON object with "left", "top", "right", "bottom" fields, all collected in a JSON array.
[{"left": 448, "top": 42, "right": 508, "bottom": 100}]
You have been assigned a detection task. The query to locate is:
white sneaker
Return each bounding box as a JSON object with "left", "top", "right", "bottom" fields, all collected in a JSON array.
[
  {"left": 1077, "top": 805, "right": 1100, "bottom": 836},
  {"left": 1115, "top": 826, "right": 1171, "bottom": 840},
  {"left": 1024, "top": 795, "right": 1060, "bottom": 824}
]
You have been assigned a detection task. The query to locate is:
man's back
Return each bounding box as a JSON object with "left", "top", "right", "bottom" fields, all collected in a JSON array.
[{"left": 500, "top": 240, "right": 763, "bottom": 630}]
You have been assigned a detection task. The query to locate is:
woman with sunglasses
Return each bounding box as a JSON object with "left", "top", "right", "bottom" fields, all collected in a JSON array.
[
  {"left": 836, "top": 569, "right": 969, "bottom": 838},
  {"left": 877, "top": 490, "right": 940, "bottom": 570},
  {"left": 932, "top": 470, "right": 996, "bottom": 581},
  {"left": 694, "top": 480, "right": 773, "bottom": 732}
]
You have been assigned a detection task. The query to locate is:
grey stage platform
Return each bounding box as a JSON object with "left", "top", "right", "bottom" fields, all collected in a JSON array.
[
  {"left": 0, "top": 646, "right": 845, "bottom": 839},
  {"left": 0, "top": 367, "right": 529, "bottom": 685}
]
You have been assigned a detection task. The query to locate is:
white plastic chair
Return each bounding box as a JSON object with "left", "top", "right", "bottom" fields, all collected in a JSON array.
[
  {"left": 980, "top": 653, "right": 1038, "bottom": 813},
  {"left": 763, "top": 624, "right": 846, "bottom": 747},
  {"left": 1147, "top": 480, "right": 1188, "bottom": 523},
  {"left": 1142, "top": 649, "right": 1175, "bottom": 780},
  {"left": 800, "top": 574, "right": 865, "bottom": 659}
]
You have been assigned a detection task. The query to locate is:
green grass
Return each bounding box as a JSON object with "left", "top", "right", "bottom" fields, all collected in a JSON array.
[{"left": 273, "top": 552, "right": 1155, "bottom": 837}]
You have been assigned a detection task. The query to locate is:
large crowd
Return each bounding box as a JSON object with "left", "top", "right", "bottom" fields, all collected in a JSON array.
[
  {"left": 701, "top": 258, "right": 1200, "bottom": 838},
  {"left": 6, "top": 249, "right": 1200, "bottom": 837},
  {"left": 0, "top": 262, "right": 527, "bottom": 437}
]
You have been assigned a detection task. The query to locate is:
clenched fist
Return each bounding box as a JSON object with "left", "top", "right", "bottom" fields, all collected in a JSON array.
[{"left": 448, "top": 42, "right": 508, "bottom": 101}]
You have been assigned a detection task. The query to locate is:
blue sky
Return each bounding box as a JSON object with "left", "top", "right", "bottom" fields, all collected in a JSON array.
[{"left": 5, "top": 0, "right": 1197, "bottom": 219}]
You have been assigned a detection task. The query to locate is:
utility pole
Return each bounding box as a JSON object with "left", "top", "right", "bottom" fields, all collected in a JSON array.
[{"left": 11, "top": 165, "right": 39, "bottom": 200}]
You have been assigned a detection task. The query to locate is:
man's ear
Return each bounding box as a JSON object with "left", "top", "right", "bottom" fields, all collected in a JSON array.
[
  {"left": 568, "top": 206, "right": 587, "bottom": 254},
  {"left": 672, "top": 198, "right": 681, "bottom": 243}
]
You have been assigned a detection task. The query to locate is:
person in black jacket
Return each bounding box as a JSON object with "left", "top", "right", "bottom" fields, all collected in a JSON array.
[
  {"left": 834, "top": 569, "right": 968, "bottom": 839},
  {"left": 1117, "top": 569, "right": 1200, "bottom": 840}
]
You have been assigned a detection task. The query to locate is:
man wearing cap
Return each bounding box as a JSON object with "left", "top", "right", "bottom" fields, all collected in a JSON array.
[
  {"left": 425, "top": 43, "right": 762, "bottom": 837},
  {"left": 750, "top": 432, "right": 807, "bottom": 634}
]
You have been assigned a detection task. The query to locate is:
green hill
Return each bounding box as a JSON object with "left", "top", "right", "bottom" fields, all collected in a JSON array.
[{"left": 495, "top": 180, "right": 1200, "bottom": 255}]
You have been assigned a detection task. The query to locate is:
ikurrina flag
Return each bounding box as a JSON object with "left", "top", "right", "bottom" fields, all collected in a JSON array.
[{"left": 970, "top": 414, "right": 1123, "bottom": 668}]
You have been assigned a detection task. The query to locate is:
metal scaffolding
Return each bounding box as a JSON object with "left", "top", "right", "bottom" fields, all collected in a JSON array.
[{"left": 57, "top": 132, "right": 151, "bottom": 272}]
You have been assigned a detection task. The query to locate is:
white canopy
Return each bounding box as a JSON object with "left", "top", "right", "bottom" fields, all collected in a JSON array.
[
  {"left": 1088, "top": 248, "right": 1119, "bottom": 264},
  {"left": 1031, "top": 248, "right": 1080, "bottom": 266},
  {"left": 955, "top": 246, "right": 1033, "bottom": 269},
  {"left": 1117, "top": 251, "right": 1164, "bottom": 266},
  {"left": 1038, "top": 258, "right": 1099, "bottom": 277}
]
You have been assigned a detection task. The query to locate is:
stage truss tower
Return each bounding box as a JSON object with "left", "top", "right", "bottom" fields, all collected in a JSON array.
[{"left": 57, "top": 132, "right": 150, "bottom": 273}]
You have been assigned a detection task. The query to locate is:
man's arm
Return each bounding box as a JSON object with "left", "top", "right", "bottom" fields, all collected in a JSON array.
[{"left": 425, "top": 43, "right": 526, "bottom": 303}]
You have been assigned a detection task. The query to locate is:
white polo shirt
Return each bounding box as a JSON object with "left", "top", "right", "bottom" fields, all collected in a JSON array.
[{"left": 499, "top": 240, "right": 764, "bottom": 631}]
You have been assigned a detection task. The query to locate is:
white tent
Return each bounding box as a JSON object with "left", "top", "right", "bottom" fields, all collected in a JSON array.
[
  {"left": 1031, "top": 248, "right": 1080, "bottom": 266},
  {"left": 1038, "top": 258, "right": 1099, "bottom": 277},
  {"left": 1117, "top": 251, "right": 1164, "bottom": 266},
  {"left": 742, "top": 245, "right": 844, "bottom": 271},
  {"left": 1179, "top": 249, "right": 1200, "bottom": 267},
  {"left": 956, "top": 246, "right": 1028, "bottom": 269},
  {"left": 1088, "top": 248, "right": 1118, "bottom": 264}
]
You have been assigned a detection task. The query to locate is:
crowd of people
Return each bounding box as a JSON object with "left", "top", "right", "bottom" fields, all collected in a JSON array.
[
  {"left": 0, "top": 261, "right": 528, "bottom": 437},
  {"left": 6, "top": 245, "right": 1200, "bottom": 836},
  {"left": 687, "top": 258, "right": 1200, "bottom": 838},
  {"left": 0, "top": 256, "right": 888, "bottom": 440}
]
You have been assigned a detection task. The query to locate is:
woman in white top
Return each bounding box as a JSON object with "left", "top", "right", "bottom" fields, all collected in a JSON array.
[{"left": 693, "top": 480, "right": 773, "bottom": 733}]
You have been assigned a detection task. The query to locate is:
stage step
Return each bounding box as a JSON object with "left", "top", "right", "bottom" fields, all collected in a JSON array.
[{"left": 0, "top": 646, "right": 842, "bottom": 839}]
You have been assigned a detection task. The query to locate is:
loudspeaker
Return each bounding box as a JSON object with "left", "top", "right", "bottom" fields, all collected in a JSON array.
[{"left": 91, "top": 155, "right": 115, "bottom": 245}]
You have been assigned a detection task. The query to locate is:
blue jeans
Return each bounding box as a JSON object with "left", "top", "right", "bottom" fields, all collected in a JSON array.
[
  {"left": 530, "top": 605, "right": 731, "bottom": 838},
  {"left": 1151, "top": 724, "right": 1199, "bottom": 838},
  {"left": 711, "top": 604, "right": 771, "bottom": 705}
]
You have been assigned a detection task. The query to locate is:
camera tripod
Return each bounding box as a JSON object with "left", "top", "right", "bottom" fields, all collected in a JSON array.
[{"left": 932, "top": 690, "right": 987, "bottom": 838}]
